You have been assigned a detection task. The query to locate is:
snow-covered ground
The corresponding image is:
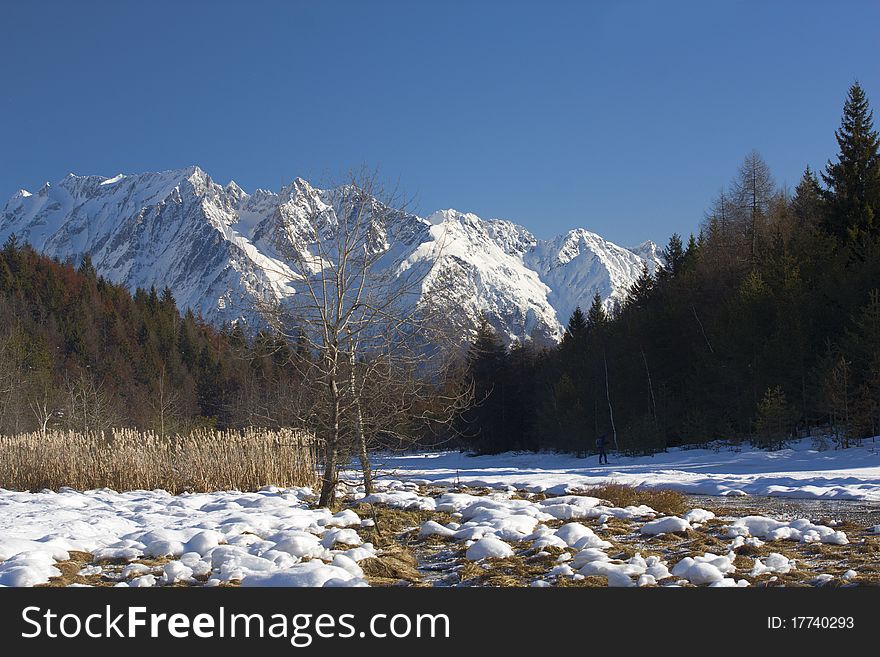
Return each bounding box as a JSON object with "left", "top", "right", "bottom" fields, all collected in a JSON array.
[
  {"left": 373, "top": 438, "right": 880, "bottom": 501},
  {"left": 0, "top": 438, "right": 877, "bottom": 588},
  {"left": 0, "top": 486, "right": 374, "bottom": 588}
]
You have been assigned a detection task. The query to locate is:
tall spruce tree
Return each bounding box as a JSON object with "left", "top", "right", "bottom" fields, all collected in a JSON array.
[
  {"left": 562, "top": 306, "right": 588, "bottom": 345},
  {"left": 822, "top": 82, "right": 880, "bottom": 239},
  {"left": 625, "top": 264, "right": 655, "bottom": 312},
  {"left": 662, "top": 233, "right": 685, "bottom": 277},
  {"left": 586, "top": 292, "right": 607, "bottom": 330},
  {"left": 791, "top": 166, "right": 824, "bottom": 224}
]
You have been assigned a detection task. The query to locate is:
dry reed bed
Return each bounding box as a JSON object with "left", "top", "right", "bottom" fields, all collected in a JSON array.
[{"left": 0, "top": 428, "right": 321, "bottom": 493}]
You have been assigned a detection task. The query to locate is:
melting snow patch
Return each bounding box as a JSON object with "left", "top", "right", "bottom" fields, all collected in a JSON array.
[
  {"left": 0, "top": 552, "right": 61, "bottom": 587},
  {"left": 671, "top": 552, "right": 737, "bottom": 585},
  {"left": 160, "top": 561, "right": 194, "bottom": 585},
  {"left": 750, "top": 553, "right": 795, "bottom": 576},
  {"left": 323, "top": 509, "right": 362, "bottom": 528},
  {"left": 728, "top": 516, "right": 848, "bottom": 544},
  {"left": 241, "top": 562, "right": 366, "bottom": 587},
  {"left": 320, "top": 528, "right": 362, "bottom": 549},
  {"left": 419, "top": 521, "right": 456, "bottom": 538},
  {"left": 361, "top": 491, "right": 436, "bottom": 511},
  {"left": 465, "top": 536, "right": 514, "bottom": 561},
  {"left": 683, "top": 508, "right": 716, "bottom": 524},
  {"left": 640, "top": 516, "right": 691, "bottom": 535}
]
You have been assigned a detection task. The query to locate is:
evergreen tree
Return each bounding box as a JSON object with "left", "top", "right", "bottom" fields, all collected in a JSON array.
[
  {"left": 77, "top": 254, "right": 97, "bottom": 283},
  {"left": 586, "top": 292, "right": 607, "bottom": 330},
  {"left": 662, "top": 233, "right": 685, "bottom": 277},
  {"left": 682, "top": 233, "right": 700, "bottom": 271},
  {"left": 791, "top": 166, "right": 824, "bottom": 224},
  {"left": 625, "top": 264, "right": 654, "bottom": 311},
  {"left": 460, "top": 316, "right": 508, "bottom": 453},
  {"left": 755, "top": 386, "right": 792, "bottom": 450},
  {"left": 562, "top": 306, "right": 588, "bottom": 346},
  {"left": 822, "top": 82, "right": 880, "bottom": 239},
  {"left": 845, "top": 290, "right": 880, "bottom": 439}
]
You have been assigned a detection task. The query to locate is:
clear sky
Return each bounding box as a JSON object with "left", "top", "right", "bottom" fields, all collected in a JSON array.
[{"left": 1, "top": 0, "right": 878, "bottom": 246}]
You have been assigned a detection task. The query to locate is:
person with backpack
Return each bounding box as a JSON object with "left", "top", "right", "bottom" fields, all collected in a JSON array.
[{"left": 595, "top": 434, "right": 608, "bottom": 464}]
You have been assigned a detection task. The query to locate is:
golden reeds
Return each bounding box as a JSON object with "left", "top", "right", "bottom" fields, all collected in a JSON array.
[{"left": 0, "top": 428, "right": 322, "bottom": 493}]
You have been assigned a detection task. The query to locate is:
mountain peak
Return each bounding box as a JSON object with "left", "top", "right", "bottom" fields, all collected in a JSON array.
[{"left": 0, "top": 167, "right": 662, "bottom": 345}]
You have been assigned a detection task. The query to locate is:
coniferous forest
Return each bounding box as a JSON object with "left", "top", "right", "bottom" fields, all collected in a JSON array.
[
  {"left": 459, "top": 83, "right": 880, "bottom": 455},
  {"left": 0, "top": 241, "right": 314, "bottom": 435}
]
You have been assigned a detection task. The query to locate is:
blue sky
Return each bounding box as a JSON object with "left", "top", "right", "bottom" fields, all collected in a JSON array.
[{"left": 1, "top": 1, "right": 878, "bottom": 246}]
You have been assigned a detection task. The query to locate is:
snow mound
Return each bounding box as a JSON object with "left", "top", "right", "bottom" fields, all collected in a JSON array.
[
  {"left": 419, "top": 521, "right": 456, "bottom": 538},
  {"left": 750, "top": 553, "right": 795, "bottom": 576},
  {"left": 683, "top": 508, "right": 716, "bottom": 524},
  {"left": 465, "top": 536, "right": 514, "bottom": 561},
  {"left": 671, "top": 552, "right": 737, "bottom": 586},
  {"left": 640, "top": 516, "right": 691, "bottom": 535},
  {"left": 241, "top": 562, "right": 366, "bottom": 587},
  {"left": 728, "top": 516, "right": 848, "bottom": 544}
]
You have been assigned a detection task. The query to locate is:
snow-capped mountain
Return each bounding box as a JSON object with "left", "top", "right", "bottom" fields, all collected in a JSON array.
[{"left": 0, "top": 167, "right": 663, "bottom": 345}]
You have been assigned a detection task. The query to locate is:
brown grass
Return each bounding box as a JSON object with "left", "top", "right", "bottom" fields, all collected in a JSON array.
[
  {"left": 37, "top": 551, "right": 109, "bottom": 587},
  {"left": 352, "top": 503, "right": 456, "bottom": 549},
  {"left": 555, "top": 575, "right": 609, "bottom": 587},
  {"left": 582, "top": 483, "right": 687, "bottom": 516},
  {"left": 456, "top": 546, "right": 551, "bottom": 587},
  {"left": 359, "top": 547, "right": 422, "bottom": 586},
  {"left": 0, "top": 428, "right": 321, "bottom": 493}
]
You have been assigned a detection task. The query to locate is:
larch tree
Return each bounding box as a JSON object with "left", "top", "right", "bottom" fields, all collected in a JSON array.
[{"left": 731, "top": 150, "right": 775, "bottom": 261}]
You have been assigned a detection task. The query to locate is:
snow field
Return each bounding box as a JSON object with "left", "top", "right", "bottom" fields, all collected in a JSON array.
[
  {"left": 378, "top": 438, "right": 880, "bottom": 501},
  {"left": 0, "top": 486, "right": 376, "bottom": 588},
  {"left": 0, "top": 457, "right": 866, "bottom": 588}
]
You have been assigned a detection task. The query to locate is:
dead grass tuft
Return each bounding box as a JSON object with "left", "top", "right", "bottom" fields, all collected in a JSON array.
[
  {"left": 351, "top": 503, "right": 455, "bottom": 549},
  {"left": 555, "top": 575, "right": 608, "bottom": 587},
  {"left": 583, "top": 484, "right": 687, "bottom": 516},
  {"left": 359, "top": 547, "right": 422, "bottom": 586},
  {"left": 37, "top": 551, "right": 110, "bottom": 588}
]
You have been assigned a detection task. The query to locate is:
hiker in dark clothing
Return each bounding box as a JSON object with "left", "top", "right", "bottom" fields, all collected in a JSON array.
[{"left": 595, "top": 434, "right": 608, "bottom": 464}]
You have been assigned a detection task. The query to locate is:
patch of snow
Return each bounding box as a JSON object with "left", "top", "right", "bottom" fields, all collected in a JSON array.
[
  {"left": 640, "top": 516, "right": 691, "bottom": 535},
  {"left": 728, "top": 516, "right": 848, "bottom": 545},
  {"left": 465, "top": 536, "right": 514, "bottom": 561},
  {"left": 750, "top": 553, "right": 795, "bottom": 576}
]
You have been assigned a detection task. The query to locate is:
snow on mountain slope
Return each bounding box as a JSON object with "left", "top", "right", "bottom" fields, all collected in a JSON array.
[
  {"left": 628, "top": 240, "right": 664, "bottom": 275},
  {"left": 525, "top": 230, "right": 640, "bottom": 326},
  {"left": 1, "top": 168, "right": 663, "bottom": 344}
]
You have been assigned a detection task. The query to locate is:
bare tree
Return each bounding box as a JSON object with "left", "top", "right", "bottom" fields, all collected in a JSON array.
[
  {"left": 149, "top": 363, "right": 182, "bottom": 438},
  {"left": 61, "top": 372, "right": 118, "bottom": 434},
  {"left": 731, "top": 150, "right": 775, "bottom": 261},
  {"left": 258, "top": 169, "right": 469, "bottom": 506},
  {"left": 28, "top": 376, "right": 60, "bottom": 438}
]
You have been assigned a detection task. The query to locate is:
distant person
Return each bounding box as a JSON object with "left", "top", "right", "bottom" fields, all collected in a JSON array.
[{"left": 595, "top": 434, "right": 608, "bottom": 464}]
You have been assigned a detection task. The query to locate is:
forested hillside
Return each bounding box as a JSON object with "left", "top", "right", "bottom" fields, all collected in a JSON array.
[
  {"left": 461, "top": 83, "right": 880, "bottom": 455},
  {"left": 0, "top": 241, "right": 310, "bottom": 434}
]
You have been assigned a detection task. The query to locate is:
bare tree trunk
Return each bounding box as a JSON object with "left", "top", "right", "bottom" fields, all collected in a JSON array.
[
  {"left": 349, "top": 348, "right": 372, "bottom": 494},
  {"left": 319, "top": 361, "right": 341, "bottom": 508},
  {"left": 691, "top": 304, "right": 715, "bottom": 354},
  {"left": 603, "top": 349, "right": 618, "bottom": 451},
  {"left": 641, "top": 345, "right": 657, "bottom": 426}
]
